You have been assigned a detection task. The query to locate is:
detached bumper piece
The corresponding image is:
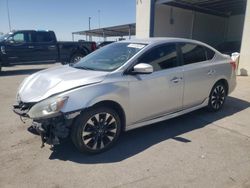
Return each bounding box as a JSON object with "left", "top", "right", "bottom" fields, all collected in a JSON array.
[{"left": 31, "top": 116, "right": 72, "bottom": 148}]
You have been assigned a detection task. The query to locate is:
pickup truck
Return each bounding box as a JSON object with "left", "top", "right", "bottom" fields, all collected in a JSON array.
[{"left": 0, "top": 30, "right": 97, "bottom": 71}]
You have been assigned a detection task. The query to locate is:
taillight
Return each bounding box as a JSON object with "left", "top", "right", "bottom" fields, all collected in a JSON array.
[
  {"left": 91, "top": 43, "right": 97, "bottom": 51},
  {"left": 230, "top": 60, "right": 236, "bottom": 71}
]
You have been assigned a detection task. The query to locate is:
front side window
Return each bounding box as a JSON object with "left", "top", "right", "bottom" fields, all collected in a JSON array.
[
  {"left": 11, "top": 32, "right": 32, "bottom": 43},
  {"left": 180, "top": 43, "right": 207, "bottom": 65},
  {"left": 139, "top": 44, "right": 178, "bottom": 72},
  {"left": 73, "top": 42, "right": 146, "bottom": 72},
  {"left": 13, "top": 33, "right": 25, "bottom": 42}
]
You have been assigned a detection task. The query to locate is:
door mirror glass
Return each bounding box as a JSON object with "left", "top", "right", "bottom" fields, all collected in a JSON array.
[{"left": 132, "top": 63, "right": 153, "bottom": 74}]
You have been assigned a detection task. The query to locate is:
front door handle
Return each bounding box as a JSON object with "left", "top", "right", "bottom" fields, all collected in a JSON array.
[
  {"left": 28, "top": 46, "right": 34, "bottom": 49},
  {"left": 48, "top": 45, "right": 56, "bottom": 49}
]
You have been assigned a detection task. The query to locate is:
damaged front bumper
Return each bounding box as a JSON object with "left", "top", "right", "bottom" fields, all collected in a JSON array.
[
  {"left": 31, "top": 116, "right": 72, "bottom": 147},
  {"left": 13, "top": 102, "right": 80, "bottom": 147},
  {"left": 13, "top": 102, "right": 33, "bottom": 118}
]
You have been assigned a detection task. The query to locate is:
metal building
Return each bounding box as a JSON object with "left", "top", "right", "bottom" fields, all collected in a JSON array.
[{"left": 136, "top": 0, "right": 249, "bottom": 76}]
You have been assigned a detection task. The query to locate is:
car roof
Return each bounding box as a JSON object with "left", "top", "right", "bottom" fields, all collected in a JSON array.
[
  {"left": 10, "top": 30, "right": 53, "bottom": 33},
  {"left": 119, "top": 37, "right": 219, "bottom": 53}
]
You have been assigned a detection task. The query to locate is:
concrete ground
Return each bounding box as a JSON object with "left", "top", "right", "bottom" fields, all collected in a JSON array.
[{"left": 0, "top": 64, "right": 250, "bottom": 188}]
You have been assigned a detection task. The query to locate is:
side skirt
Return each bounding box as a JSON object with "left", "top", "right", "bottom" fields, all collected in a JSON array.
[{"left": 125, "top": 98, "right": 209, "bottom": 131}]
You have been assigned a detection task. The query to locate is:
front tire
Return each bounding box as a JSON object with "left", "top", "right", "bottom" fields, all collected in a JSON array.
[
  {"left": 71, "top": 107, "right": 122, "bottom": 154},
  {"left": 207, "top": 82, "right": 227, "bottom": 112}
]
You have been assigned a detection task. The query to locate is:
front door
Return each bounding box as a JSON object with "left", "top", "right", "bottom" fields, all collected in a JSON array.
[
  {"left": 129, "top": 43, "right": 184, "bottom": 124},
  {"left": 5, "top": 31, "right": 34, "bottom": 63}
]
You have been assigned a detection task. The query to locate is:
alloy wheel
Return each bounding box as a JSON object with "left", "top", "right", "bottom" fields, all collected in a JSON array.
[
  {"left": 82, "top": 112, "right": 118, "bottom": 150},
  {"left": 211, "top": 85, "right": 226, "bottom": 110},
  {"left": 73, "top": 56, "right": 82, "bottom": 63}
]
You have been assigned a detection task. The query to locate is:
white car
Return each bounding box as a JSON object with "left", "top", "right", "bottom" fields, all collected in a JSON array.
[{"left": 13, "top": 38, "right": 237, "bottom": 154}]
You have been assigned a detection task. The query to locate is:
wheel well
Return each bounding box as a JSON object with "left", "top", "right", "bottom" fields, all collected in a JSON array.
[
  {"left": 91, "top": 101, "right": 126, "bottom": 131},
  {"left": 215, "top": 79, "right": 229, "bottom": 95},
  {"left": 75, "top": 47, "right": 88, "bottom": 56},
  {"left": 70, "top": 48, "right": 88, "bottom": 59}
]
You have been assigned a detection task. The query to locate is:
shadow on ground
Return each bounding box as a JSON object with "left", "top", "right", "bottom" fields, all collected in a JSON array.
[
  {"left": 0, "top": 68, "right": 45, "bottom": 76},
  {"left": 49, "top": 96, "right": 249, "bottom": 163}
]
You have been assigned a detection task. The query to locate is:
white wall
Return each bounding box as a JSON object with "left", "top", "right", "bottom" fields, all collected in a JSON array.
[
  {"left": 154, "top": 4, "right": 227, "bottom": 46},
  {"left": 154, "top": 4, "right": 193, "bottom": 38},
  {"left": 136, "top": 1, "right": 248, "bottom": 75},
  {"left": 137, "top": 3, "right": 245, "bottom": 45},
  {"left": 238, "top": 1, "right": 250, "bottom": 76},
  {"left": 192, "top": 12, "right": 226, "bottom": 46},
  {"left": 136, "top": 0, "right": 152, "bottom": 38}
]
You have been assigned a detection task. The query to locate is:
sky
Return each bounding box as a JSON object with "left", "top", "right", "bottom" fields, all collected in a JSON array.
[{"left": 0, "top": 0, "right": 135, "bottom": 41}]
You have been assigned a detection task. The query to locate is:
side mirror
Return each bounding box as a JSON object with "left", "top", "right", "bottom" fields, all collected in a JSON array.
[
  {"left": 7, "top": 37, "right": 15, "bottom": 44},
  {"left": 132, "top": 63, "right": 153, "bottom": 74}
]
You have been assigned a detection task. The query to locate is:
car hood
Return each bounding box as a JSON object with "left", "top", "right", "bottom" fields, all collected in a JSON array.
[{"left": 18, "top": 65, "right": 109, "bottom": 102}]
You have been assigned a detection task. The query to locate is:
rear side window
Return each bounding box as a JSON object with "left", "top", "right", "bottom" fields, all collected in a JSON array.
[
  {"left": 35, "top": 32, "right": 53, "bottom": 42},
  {"left": 205, "top": 47, "right": 215, "bottom": 60},
  {"left": 180, "top": 43, "right": 206, "bottom": 65},
  {"left": 139, "top": 44, "right": 178, "bottom": 71}
]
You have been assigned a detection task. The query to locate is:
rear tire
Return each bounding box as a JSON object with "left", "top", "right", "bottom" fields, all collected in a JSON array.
[
  {"left": 70, "top": 53, "right": 85, "bottom": 64},
  {"left": 71, "top": 106, "right": 122, "bottom": 154},
  {"left": 207, "top": 82, "right": 227, "bottom": 112}
]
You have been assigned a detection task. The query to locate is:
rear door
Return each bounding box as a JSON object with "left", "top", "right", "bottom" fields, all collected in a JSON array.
[
  {"left": 4, "top": 31, "right": 34, "bottom": 63},
  {"left": 129, "top": 43, "right": 184, "bottom": 124},
  {"left": 32, "top": 31, "right": 58, "bottom": 62},
  {"left": 179, "top": 43, "right": 216, "bottom": 109}
]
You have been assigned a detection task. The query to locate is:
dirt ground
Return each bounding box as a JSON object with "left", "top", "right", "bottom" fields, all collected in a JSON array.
[{"left": 0, "top": 63, "right": 250, "bottom": 188}]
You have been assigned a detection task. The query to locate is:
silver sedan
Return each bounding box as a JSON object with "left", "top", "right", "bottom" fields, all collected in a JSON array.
[{"left": 13, "top": 38, "right": 237, "bottom": 154}]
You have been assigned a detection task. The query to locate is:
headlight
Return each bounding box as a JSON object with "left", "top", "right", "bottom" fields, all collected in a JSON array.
[{"left": 28, "top": 96, "right": 69, "bottom": 119}]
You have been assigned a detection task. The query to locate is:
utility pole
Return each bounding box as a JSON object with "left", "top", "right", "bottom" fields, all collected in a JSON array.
[
  {"left": 98, "top": 10, "right": 101, "bottom": 42},
  {"left": 88, "top": 17, "right": 91, "bottom": 30},
  {"left": 98, "top": 10, "right": 100, "bottom": 29},
  {"left": 6, "top": 0, "right": 12, "bottom": 31},
  {"left": 88, "top": 17, "right": 92, "bottom": 41}
]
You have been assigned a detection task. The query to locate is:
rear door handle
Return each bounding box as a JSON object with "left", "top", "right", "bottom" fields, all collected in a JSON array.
[
  {"left": 207, "top": 70, "right": 215, "bottom": 76},
  {"left": 28, "top": 46, "right": 34, "bottom": 49},
  {"left": 171, "top": 77, "right": 182, "bottom": 83}
]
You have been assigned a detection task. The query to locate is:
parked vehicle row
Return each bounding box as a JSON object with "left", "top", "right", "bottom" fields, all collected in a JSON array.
[
  {"left": 0, "top": 30, "right": 97, "bottom": 71},
  {"left": 13, "top": 38, "right": 237, "bottom": 154}
]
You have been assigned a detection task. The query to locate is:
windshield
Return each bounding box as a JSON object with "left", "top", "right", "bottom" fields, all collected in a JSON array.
[{"left": 73, "top": 42, "right": 146, "bottom": 72}]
